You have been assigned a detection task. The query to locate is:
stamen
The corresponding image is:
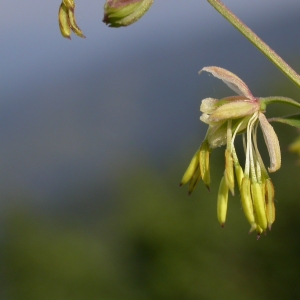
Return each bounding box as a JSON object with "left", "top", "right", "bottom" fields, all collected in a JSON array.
[
  {"left": 249, "top": 138, "right": 256, "bottom": 183},
  {"left": 245, "top": 113, "right": 258, "bottom": 177},
  {"left": 226, "top": 120, "right": 232, "bottom": 151},
  {"left": 252, "top": 122, "right": 268, "bottom": 179},
  {"left": 248, "top": 113, "right": 259, "bottom": 183},
  {"left": 231, "top": 120, "right": 243, "bottom": 150},
  {"left": 255, "top": 155, "right": 262, "bottom": 183}
]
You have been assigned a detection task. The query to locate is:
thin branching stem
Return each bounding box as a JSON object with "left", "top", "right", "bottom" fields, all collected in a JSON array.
[{"left": 207, "top": 0, "right": 300, "bottom": 88}]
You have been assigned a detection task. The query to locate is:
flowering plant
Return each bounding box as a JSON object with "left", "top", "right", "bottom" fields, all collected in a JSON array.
[
  {"left": 180, "top": 66, "right": 300, "bottom": 237},
  {"left": 55, "top": 0, "right": 300, "bottom": 236}
]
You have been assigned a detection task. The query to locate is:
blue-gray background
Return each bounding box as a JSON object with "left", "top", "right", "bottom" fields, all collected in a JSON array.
[{"left": 1, "top": 1, "right": 300, "bottom": 299}]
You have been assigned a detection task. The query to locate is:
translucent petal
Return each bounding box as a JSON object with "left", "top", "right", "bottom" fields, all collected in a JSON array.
[
  {"left": 199, "top": 66, "right": 255, "bottom": 100},
  {"left": 259, "top": 113, "right": 281, "bottom": 172}
]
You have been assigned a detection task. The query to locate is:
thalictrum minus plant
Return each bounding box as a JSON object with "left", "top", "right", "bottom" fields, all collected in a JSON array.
[
  {"left": 55, "top": 0, "right": 300, "bottom": 237},
  {"left": 180, "top": 66, "right": 300, "bottom": 238}
]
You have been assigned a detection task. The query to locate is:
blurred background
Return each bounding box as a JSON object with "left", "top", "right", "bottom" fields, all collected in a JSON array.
[{"left": 1, "top": 0, "right": 300, "bottom": 299}]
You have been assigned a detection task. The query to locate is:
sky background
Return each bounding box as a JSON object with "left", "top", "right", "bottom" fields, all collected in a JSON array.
[{"left": 1, "top": 0, "right": 300, "bottom": 207}]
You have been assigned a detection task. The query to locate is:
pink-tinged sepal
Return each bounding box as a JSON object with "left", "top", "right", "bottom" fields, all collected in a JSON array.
[
  {"left": 103, "top": 0, "right": 153, "bottom": 27},
  {"left": 199, "top": 66, "right": 255, "bottom": 101}
]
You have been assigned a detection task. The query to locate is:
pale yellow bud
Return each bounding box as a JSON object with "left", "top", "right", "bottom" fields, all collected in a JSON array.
[
  {"left": 63, "top": 0, "right": 75, "bottom": 9},
  {"left": 180, "top": 149, "right": 200, "bottom": 186},
  {"left": 209, "top": 101, "right": 259, "bottom": 123},
  {"left": 188, "top": 166, "right": 201, "bottom": 195},
  {"left": 265, "top": 178, "right": 275, "bottom": 230},
  {"left": 234, "top": 164, "right": 244, "bottom": 190},
  {"left": 58, "top": 3, "right": 71, "bottom": 39},
  {"left": 217, "top": 176, "right": 229, "bottom": 227},
  {"left": 251, "top": 182, "right": 268, "bottom": 231},
  {"left": 58, "top": 1, "right": 85, "bottom": 39},
  {"left": 68, "top": 8, "right": 86, "bottom": 38},
  {"left": 199, "top": 140, "right": 211, "bottom": 190},
  {"left": 240, "top": 177, "right": 256, "bottom": 232},
  {"left": 225, "top": 149, "right": 234, "bottom": 195}
]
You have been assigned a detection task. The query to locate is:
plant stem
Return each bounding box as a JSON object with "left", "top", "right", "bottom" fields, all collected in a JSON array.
[
  {"left": 207, "top": 0, "right": 300, "bottom": 88},
  {"left": 262, "top": 97, "right": 300, "bottom": 109}
]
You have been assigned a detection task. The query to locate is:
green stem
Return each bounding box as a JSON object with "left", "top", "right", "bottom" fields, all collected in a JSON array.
[
  {"left": 207, "top": 0, "right": 300, "bottom": 88},
  {"left": 261, "top": 97, "right": 300, "bottom": 109}
]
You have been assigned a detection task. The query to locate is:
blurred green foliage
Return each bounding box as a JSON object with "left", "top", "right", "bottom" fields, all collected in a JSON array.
[
  {"left": 2, "top": 80, "right": 300, "bottom": 300},
  {"left": 2, "top": 146, "right": 300, "bottom": 300}
]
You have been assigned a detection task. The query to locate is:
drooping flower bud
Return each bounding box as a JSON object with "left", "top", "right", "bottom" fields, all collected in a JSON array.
[
  {"left": 251, "top": 182, "right": 268, "bottom": 231},
  {"left": 240, "top": 177, "right": 256, "bottom": 233},
  {"left": 58, "top": 0, "right": 85, "bottom": 39},
  {"left": 180, "top": 148, "right": 200, "bottom": 187},
  {"left": 58, "top": 3, "right": 71, "bottom": 39},
  {"left": 199, "top": 140, "right": 211, "bottom": 190},
  {"left": 103, "top": 0, "right": 154, "bottom": 27},
  {"left": 225, "top": 149, "right": 235, "bottom": 195},
  {"left": 265, "top": 178, "right": 275, "bottom": 230},
  {"left": 217, "top": 176, "right": 229, "bottom": 227},
  {"left": 188, "top": 166, "right": 201, "bottom": 195},
  {"left": 180, "top": 139, "right": 211, "bottom": 194},
  {"left": 63, "top": 0, "right": 75, "bottom": 9}
]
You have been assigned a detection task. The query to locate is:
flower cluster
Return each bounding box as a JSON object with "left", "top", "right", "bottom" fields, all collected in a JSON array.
[{"left": 180, "top": 66, "right": 295, "bottom": 238}]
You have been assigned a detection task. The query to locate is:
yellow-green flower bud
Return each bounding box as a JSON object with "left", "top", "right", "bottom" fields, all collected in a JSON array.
[
  {"left": 225, "top": 149, "right": 234, "bottom": 195},
  {"left": 58, "top": 3, "right": 71, "bottom": 39},
  {"left": 265, "top": 178, "right": 275, "bottom": 230},
  {"left": 180, "top": 148, "right": 200, "bottom": 186},
  {"left": 217, "top": 176, "right": 229, "bottom": 227},
  {"left": 199, "top": 140, "right": 211, "bottom": 190},
  {"left": 188, "top": 166, "right": 201, "bottom": 195},
  {"left": 103, "top": 0, "right": 154, "bottom": 27},
  {"left": 234, "top": 164, "right": 244, "bottom": 190},
  {"left": 63, "top": 0, "right": 75, "bottom": 10},
  {"left": 58, "top": 1, "right": 85, "bottom": 39},
  {"left": 208, "top": 101, "right": 259, "bottom": 123},
  {"left": 68, "top": 7, "right": 86, "bottom": 38},
  {"left": 251, "top": 182, "right": 268, "bottom": 231},
  {"left": 240, "top": 177, "right": 256, "bottom": 232}
]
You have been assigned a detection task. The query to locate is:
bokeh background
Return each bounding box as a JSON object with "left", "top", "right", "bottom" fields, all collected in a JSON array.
[{"left": 1, "top": 0, "right": 300, "bottom": 299}]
